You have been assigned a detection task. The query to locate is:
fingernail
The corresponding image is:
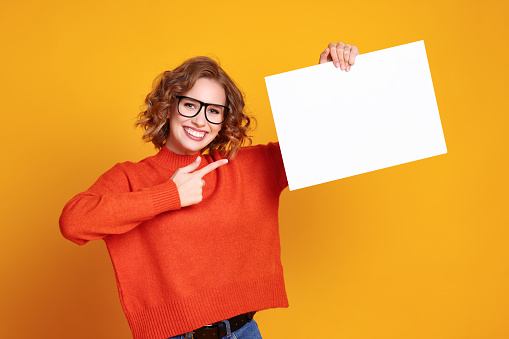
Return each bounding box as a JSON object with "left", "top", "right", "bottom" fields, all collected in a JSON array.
[
  {"left": 346, "top": 65, "right": 350, "bottom": 72},
  {"left": 335, "top": 62, "right": 339, "bottom": 68},
  {"left": 195, "top": 156, "right": 200, "bottom": 162},
  {"left": 341, "top": 64, "right": 345, "bottom": 70}
]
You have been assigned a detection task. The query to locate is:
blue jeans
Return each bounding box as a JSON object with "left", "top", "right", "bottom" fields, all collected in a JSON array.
[{"left": 168, "top": 319, "right": 262, "bottom": 339}]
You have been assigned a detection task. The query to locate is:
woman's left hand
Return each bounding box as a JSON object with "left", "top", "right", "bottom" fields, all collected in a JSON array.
[{"left": 319, "top": 41, "right": 359, "bottom": 71}]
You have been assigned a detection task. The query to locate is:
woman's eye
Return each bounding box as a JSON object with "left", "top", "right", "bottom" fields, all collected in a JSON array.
[
  {"left": 208, "top": 106, "right": 223, "bottom": 115},
  {"left": 184, "top": 103, "right": 196, "bottom": 109}
]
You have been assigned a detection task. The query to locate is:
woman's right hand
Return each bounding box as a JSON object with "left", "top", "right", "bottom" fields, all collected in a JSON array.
[{"left": 171, "top": 157, "right": 228, "bottom": 207}]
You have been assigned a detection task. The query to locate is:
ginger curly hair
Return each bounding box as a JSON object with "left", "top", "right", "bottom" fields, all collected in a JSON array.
[{"left": 135, "top": 56, "right": 254, "bottom": 159}]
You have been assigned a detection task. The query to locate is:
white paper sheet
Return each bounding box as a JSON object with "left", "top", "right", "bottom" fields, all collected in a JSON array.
[{"left": 264, "top": 40, "right": 447, "bottom": 191}]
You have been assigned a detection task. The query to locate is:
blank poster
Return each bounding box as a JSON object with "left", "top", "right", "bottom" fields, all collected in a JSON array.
[{"left": 265, "top": 40, "right": 447, "bottom": 191}]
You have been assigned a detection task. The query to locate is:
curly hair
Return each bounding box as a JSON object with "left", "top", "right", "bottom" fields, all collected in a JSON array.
[{"left": 135, "top": 56, "right": 254, "bottom": 160}]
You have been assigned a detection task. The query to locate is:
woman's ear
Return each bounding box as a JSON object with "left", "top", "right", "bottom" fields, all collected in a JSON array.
[
  {"left": 167, "top": 102, "right": 178, "bottom": 119},
  {"left": 167, "top": 106, "right": 172, "bottom": 120}
]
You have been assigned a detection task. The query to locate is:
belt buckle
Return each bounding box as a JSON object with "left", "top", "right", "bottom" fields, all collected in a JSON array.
[{"left": 217, "top": 321, "right": 227, "bottom": 338}]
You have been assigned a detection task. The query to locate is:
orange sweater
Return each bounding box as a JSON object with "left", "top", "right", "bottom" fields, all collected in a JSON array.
[{"left": 59, "top": 143, "right": 289, "bottom": 339}]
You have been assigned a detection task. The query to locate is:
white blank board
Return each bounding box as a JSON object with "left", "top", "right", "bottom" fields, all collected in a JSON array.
[{"left": 265, "top": 40, "right": 447, "bottom": 191}]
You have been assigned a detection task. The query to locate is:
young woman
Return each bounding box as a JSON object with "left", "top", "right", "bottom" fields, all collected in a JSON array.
[{"left": 60, "top": 42, "right": 359, "bottom": 339}]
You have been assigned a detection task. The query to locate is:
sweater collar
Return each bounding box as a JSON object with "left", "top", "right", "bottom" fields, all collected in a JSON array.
[{"left": 154, "top": 145, "right": 204, "bottom": 168}]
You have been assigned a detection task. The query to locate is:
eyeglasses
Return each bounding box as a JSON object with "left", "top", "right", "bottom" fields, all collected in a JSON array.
[{"left": 176, "top": 96, "right": 229, "bottom": 124}]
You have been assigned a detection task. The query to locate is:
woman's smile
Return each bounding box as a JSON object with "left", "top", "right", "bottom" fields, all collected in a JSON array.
[{"left": 183, "top": 126, "right": 207, "bottom": 140}]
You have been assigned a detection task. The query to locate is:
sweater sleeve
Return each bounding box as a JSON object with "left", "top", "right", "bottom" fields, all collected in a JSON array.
[
  {"left": 59, "top": 164, "right": 181, "bottom": 245},
  {"left": 266, "top": 142, "right": 288, "bottom": 191}
]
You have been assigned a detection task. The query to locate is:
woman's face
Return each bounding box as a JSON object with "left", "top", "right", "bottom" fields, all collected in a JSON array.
[{"left": 166, "top": 78, "right": 226, "bottom": 155}]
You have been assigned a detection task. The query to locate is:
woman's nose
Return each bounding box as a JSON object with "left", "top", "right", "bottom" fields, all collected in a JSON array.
[{"left": 191, "top": 107, "right": 207, "bottom": 126}]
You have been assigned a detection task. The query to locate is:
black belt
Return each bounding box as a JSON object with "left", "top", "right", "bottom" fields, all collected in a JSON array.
[{"left": 184, "top": 312, "right": 256, "bottom": 339}]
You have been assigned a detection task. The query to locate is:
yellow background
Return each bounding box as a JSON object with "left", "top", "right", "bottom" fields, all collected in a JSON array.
[{"left": 1, "top": 0, "right": 508, "bottom": 338}]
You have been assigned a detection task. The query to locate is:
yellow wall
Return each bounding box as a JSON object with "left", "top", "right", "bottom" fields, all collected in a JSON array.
[{"left": 1, "top": 0, "right": 508, "bottom": 338}]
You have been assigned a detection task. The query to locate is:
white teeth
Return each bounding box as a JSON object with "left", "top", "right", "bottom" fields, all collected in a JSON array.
[{"left": 184, "top": 127, "right": 205, "bottom": 138}]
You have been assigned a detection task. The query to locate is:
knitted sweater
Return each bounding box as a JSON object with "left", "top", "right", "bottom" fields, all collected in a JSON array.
[{"left": 59, "top": 143, "right": 289, "bottom": 339}]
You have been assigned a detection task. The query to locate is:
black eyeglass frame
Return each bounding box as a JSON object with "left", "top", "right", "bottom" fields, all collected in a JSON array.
[{"left": 176, "top": 95, "right": 229, "bottom": 125}]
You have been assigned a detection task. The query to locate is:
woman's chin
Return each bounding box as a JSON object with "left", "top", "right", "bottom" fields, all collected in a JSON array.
[{"left": 167, "top": 139, "right": 212, "bottom": 155}]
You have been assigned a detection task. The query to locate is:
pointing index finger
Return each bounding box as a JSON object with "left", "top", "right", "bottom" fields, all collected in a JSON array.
[{"left": 195, "top": 159, "right": 229, "bottom": 178}]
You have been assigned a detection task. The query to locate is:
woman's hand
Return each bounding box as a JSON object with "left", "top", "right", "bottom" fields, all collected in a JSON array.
[
  {"left": 319, "top": 41, "right": 359, "bottom": 72},
  {"left": 171, "top": 157, "right": 228, "bottom": 207}
]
